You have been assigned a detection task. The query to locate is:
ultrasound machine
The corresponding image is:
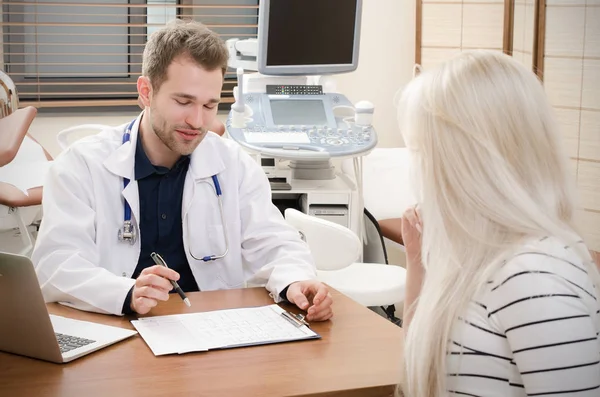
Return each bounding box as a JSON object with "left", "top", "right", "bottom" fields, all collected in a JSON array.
[{"left": 226, "top": 0, "right": 373, "bottom": 239}]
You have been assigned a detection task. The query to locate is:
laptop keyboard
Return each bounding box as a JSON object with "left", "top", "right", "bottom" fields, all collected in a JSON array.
[{"left": 55, "top": 332, "right": 96, "bottom": 354}]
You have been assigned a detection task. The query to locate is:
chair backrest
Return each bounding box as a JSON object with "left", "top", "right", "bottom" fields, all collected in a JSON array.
[
  {"left": 284, "top": 208, "right": 361, "bottom": 271},
  {"left": 362, "top": 208, "right": 388, "bottom": 264},
  {"left": 56, "top": 124, "right": 109, "bottom": 151}
]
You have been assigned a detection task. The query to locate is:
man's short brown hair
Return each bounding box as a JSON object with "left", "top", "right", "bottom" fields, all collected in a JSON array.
[{"left": 142, "top": 19, "right": 229, "bottom": 91}]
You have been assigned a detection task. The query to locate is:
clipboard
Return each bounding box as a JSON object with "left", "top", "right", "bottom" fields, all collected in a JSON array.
[{"left": 131, "top": 304, "right": 321, "bottom": 356}]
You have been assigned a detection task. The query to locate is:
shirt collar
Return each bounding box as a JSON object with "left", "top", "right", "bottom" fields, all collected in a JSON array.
[{"left": 134, "top": 131, "right": 190, "bottom": 180}]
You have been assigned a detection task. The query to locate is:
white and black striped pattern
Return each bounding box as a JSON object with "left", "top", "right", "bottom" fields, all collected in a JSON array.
[{"left": 446, "top": 237, "right": 600, "bottom": 397}]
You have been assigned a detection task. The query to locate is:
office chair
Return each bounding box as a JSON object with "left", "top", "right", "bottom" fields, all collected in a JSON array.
[{"left": 284, "top": 208, "right": 406, "bottom": 325}]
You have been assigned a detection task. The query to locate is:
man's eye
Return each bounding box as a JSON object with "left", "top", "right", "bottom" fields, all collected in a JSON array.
[
  {"left": 204, "top": 105, "right": 216, "bottom": 110},
  {"left": 176, "top": 100, "right": 191, "bottom": 106}
]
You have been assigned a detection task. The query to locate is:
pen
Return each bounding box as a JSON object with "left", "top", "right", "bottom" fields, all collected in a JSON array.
[
  {"left": 150, "top": 252, "right": 191, "bottom": 307},
  {"left": 281, "top": 311, "right": 310, "bottom": 328}
]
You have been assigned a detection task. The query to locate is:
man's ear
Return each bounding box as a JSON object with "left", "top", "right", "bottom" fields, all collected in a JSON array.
[{"left": 137, "top": 76, "right": 152, "bottom": 108}]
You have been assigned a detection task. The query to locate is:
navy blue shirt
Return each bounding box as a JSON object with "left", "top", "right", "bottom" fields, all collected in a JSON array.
[{"left": 122, "top": 134, "right": 198, "bottom": 314}]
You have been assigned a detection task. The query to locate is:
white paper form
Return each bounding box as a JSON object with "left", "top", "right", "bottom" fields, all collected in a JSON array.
[
  {"left": 131, "top": 304, "right": 319, "bottom": 356},
  {"left": 130, "top": 314, "right": 209, "bottom": 356}
]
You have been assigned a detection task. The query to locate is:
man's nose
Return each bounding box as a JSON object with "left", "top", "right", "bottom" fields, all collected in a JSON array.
[{"left": 185, "top": 107, "right": 203, "bottom": 130}]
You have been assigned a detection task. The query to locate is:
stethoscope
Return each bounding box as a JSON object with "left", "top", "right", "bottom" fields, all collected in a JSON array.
[{"left": 117, "top": 119, "right": 229, "bottom": 262}]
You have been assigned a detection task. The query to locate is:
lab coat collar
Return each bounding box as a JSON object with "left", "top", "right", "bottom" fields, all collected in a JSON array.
[
  {"left": 188, "top": 132, "right": 226, "bottom": 180},
  {"left": 103, "top": 112, "right": 142, "bottom": 180},
  {"left": 103, "top": 111, "right": 226, "bottom": 181}
]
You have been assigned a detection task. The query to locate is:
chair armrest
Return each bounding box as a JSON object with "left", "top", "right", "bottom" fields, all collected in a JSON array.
[
  {"left": 0, "top": 183, "right": 43, "bottom": 207},
  {"left": 0, "top": 106, "right": 38, "bottom": 166}
]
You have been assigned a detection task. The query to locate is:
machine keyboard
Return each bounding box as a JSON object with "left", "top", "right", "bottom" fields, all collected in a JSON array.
[{"left": 55, "top": 332, "right": 95, "bottom": 354}]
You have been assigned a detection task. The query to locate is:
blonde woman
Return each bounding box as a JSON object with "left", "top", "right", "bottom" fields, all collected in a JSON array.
[{"left": 397, "top": 50, "right": 600, "bottom": 397}]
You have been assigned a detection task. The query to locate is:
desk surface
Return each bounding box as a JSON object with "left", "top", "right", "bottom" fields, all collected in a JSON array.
[{"left": 0, "top": 288, "right": 403, "bottom": 397}]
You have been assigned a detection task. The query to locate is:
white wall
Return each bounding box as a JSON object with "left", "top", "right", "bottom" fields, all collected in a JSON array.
[{"left": 334, "top": 0, "right": 416, "bottom": 148}]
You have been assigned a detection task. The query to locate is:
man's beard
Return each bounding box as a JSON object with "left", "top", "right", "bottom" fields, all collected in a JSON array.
[{"left": 149, "top": 107, "right": 207, "bottom": 156}]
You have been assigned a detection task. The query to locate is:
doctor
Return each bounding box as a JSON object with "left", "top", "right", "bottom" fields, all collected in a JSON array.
[{"left": 32, "top": 19, "right": 333, "bottom": 320}]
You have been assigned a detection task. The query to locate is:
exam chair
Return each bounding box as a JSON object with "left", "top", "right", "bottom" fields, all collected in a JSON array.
[
  {"left": 284, "top": 208, "right": 406, "bottom": 325},
  {"left": 0, "top": 106, "right": 52, "bottom": 256}
]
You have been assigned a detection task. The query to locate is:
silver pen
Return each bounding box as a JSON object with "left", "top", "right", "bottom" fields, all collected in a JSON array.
[{"left": 150, "top": 252, "right": 191, "bottom": 307}]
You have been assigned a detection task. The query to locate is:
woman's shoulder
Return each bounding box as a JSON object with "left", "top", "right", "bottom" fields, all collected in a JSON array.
[
  {"left": 484, "top": 235, "right": 598, "bottom": 317},
  {"left": 492, "top": 235, "right": 590, "bottom": 282}
]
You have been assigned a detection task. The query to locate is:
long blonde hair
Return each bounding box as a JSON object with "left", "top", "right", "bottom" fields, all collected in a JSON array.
[{"left": 396, "top": 50, "right": 600, "bottom": 397}]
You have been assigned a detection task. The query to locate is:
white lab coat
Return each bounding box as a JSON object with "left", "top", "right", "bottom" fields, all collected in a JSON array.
[{"left": 32, "top": 114, "right": 316, "bottom": 315}]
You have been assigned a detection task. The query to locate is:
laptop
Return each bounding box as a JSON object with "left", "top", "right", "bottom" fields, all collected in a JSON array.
[{"left": 0, "top": 252, "right": 137, "bottom": 363}]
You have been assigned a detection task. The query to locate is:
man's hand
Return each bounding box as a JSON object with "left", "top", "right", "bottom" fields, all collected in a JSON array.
[
  {"left": 286, "top": 280, "right": 333, "bottom": 321},
  {"left": 130, "top": 265, "right": 179, "bottom": 314}
]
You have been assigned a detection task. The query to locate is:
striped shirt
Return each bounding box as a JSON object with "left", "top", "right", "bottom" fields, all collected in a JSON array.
[{"left": 447, "top": 237, "right": 600, "bottom": 397}]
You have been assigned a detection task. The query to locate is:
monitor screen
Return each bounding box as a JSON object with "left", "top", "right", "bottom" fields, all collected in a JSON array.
[
  {"left": 258, "top": 0, "right": 361, "bottom": 75},
  {"left": 270, "top": 99, "right": 329, "bottom": 126}
]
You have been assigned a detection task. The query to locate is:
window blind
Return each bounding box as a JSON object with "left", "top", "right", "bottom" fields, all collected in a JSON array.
[{"left": 1, "top": 0, "right": 259, "bottom": 108}]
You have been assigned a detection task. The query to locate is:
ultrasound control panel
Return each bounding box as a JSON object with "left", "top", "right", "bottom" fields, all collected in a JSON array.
[{"left": 226, "top": 89, "right": 377, "bottom": 160}]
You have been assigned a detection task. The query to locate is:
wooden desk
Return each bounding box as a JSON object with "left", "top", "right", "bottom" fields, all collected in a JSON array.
[{"left": 0, "top": 288, "right": 403, "bottom": 397}]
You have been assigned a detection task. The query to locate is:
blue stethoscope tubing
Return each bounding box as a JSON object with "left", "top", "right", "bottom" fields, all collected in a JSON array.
[{"left": 118, "top": 119, "right": 229, "bottom": 262}]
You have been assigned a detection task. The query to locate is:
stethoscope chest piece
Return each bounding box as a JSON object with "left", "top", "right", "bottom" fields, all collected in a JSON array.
[{"left": 118, "top": 220, "right": 137, "bottom": 245}]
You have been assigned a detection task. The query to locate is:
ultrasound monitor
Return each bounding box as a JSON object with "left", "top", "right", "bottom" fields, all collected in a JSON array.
[{"left": 257, "top": 0, "right": 362, "bottom": 76}]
